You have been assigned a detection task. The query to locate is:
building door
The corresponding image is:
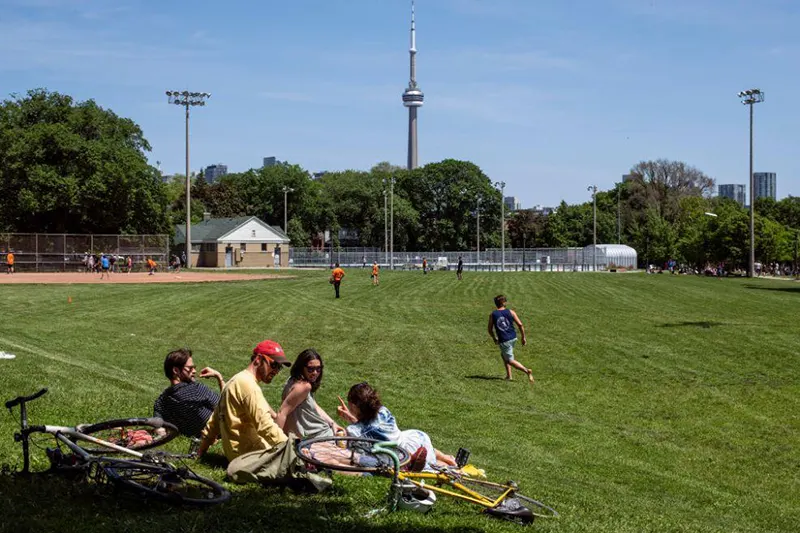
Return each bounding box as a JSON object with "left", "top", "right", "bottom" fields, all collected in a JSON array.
[{"left": 225, "top": 246, "right": 233, "bottom": 268}]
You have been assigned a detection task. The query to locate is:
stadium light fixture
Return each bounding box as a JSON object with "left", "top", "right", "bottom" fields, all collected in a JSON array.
[
  {"left": 167, "top": 90, "right": 211, "bottom": 268},
  {"left": 738, "top": 87, "right": 764, "bottom": 278}
]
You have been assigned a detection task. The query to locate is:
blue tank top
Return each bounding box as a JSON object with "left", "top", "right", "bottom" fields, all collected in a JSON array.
[{"left": 492, "top": 309, "right": 517, "bottom": 343}]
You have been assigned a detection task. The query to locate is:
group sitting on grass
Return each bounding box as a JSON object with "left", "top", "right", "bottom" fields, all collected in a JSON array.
[
  {"left": 151, "top": 295, "right": 532, "bottom": 490},
  {"left": 153, "top": 341, "right": 455, "bottom": 492}
]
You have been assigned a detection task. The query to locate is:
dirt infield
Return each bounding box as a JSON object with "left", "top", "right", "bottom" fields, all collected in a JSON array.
[{"left": 0, "top": 271, "right": 295, "bottom": 284}]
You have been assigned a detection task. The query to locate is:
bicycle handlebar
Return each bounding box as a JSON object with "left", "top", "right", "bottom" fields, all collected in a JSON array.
[{"left": 5, "top": 388, "right": 48, "bottom": 410}]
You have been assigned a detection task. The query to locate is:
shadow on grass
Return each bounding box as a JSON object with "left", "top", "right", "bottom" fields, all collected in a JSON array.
[
  {"left": 744, "top": 284, "right": 800, "bottom": 293},
  {"left": 465, "top": 375, "right": 506, "bottom": 381},
  {"left": 658, "top": 321, "right": 725, "bottom": 329},
  {"left": 0, "top": 470, "right": 486, "bottom": 533}
]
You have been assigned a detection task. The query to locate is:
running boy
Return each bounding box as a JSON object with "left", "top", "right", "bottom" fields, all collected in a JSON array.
[
  {"left": 487, "top": 295, "right": 534, "bottom": 383},
  {"left": 371, "top": 261, "right": 379, "bottom": 286}
]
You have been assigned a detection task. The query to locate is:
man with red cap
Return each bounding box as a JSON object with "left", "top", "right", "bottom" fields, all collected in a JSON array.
[
  {"left": 198, "top": 339, "right": 291, "bottom": 460},
  {"left": 198, "top": 340, "right": 332, "bottom": 492}
]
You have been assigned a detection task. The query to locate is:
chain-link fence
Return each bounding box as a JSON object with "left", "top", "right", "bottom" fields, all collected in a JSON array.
[
  {"left": 0, "top": 234, "right": 170, "bottom": 272},
  {"left": 290, "top": 247, "right": 636, "bottom": 271}
]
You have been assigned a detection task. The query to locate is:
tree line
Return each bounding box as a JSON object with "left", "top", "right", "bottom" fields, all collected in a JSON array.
[{"left": 2, "top": 89, "right": 798, "bottom": 269}]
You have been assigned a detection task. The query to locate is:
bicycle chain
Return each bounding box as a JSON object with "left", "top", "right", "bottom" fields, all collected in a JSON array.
[{"left": 87, "top": 461, "right": 110, "bottom": 486}]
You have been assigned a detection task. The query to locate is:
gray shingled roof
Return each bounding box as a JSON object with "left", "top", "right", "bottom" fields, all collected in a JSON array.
[{"left": 174, "top": 216, "right": 289, "bottom": 244}]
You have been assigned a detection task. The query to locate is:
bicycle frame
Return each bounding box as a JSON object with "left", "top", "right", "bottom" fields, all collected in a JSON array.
[
  {"left": 370, "top": 442, "right": 514, "bottom": 510},
  {"left": 8, "top": 388, "right": 144, "bottom": 474},
  {"left": 396, "top": 471, "right": 515, "bottom": 509}
]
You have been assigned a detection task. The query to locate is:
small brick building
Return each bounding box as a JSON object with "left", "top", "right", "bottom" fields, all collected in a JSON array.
[{"left": 175, "top": 216, "right": 290, "bottom": 268}]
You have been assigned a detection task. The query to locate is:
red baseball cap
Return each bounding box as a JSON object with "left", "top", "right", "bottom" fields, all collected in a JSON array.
[{"left": 253, "top": 340, "right": 291, "bottom": 367}]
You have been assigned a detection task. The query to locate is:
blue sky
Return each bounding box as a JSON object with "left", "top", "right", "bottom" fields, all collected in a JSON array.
[{"left": 2, "top": 0, "right": 799, "bottom": 207}]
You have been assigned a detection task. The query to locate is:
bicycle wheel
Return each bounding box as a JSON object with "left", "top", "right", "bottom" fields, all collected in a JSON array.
[
  {"left": 102, "top": 460, "right": 230, "bottom": 506},
  {"left": 457, "top": 477, "right": 559, "bottom": 519},
  {"left": 76, "top": 418, "right": 179, "bottom": 454},
  {"left": 296, "top": 436, "right": 410, "bottom": 474},
  {"left": 512, "top": 492, "right": 559, "bottom": 519}
]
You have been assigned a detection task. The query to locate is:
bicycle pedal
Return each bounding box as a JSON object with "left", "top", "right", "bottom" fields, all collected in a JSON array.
[{"left": 455, "top": 447, "right": 470, "bottom": 468}]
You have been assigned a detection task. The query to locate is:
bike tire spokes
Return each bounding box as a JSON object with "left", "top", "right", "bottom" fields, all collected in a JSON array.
[
  {"left": 103, "top": 461, "right": 229, "bottom": 505},
  {"left": 296, "top": 436, "right": 410, "bottom": 474},
  {"left": 76, "top": 419, "right": 178, "bottom": 453}
]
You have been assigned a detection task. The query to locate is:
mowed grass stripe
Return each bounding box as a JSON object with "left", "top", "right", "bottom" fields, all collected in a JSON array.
[{"left": 1, "top": 272, "right": 799, "bottom": 533}]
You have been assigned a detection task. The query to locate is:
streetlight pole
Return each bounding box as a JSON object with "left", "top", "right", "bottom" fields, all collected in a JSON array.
[
  {"left": 496, "top": 181, "right": 506, "bottom": 271},
  {"left": 588, "top": 185, "right": 597, "bottom": 271},
  {"left": 476, "top": 195, "right": 482, "bottom": 267},
  {"left": 617, "top": 186, "right": 621, "bottom": 244},
  {"left": 738, "top": 88, "right": 764, "bottom": 278},
  {"left": 390, "top": 175, "right": 395, "bottom": 270},
  {"left": 282, "top": 186, "right": 294, "bottom": 234},
  {"left": 383, "top": 178, "right": 388, "bottom": 265},
  {"left": 166, "top": 90, "right": 210, "bottom": 268}
]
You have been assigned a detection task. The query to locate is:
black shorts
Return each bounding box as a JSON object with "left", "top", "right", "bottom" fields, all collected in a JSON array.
[{"left": 102, "top": 266, "right": 109, "bottom": 271}]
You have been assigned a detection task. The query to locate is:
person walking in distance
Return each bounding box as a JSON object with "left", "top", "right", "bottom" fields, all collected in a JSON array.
[
  {"left": 371, "top": 261, "right": 380, "bottom": 286},
  {"left": 422, "top": 257, "right": 427, "bottom": 275},
  {"left": 488, "top": 295, "right": 534, "bottom": 383},
  {"left": 5, "top": 251, "right": 14, "bottom": 274},
  {"left": 456, "top": 256, "right": 463, "bottom": 280},
  {"left": 99, "top": 254, "right": 111, "bottom": 280},
  {"left": 331, "top": 263, "right": 345, "bottom": 298}
]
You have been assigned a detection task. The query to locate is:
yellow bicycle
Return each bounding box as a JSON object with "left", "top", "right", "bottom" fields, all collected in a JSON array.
[{"left": 297, "top": 436, "right": 558, "bottom": 525}]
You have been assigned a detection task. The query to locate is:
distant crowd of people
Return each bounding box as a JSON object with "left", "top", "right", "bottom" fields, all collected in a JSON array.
[{"left": 78, "top": 251, "right": 187, "bottom": 277}]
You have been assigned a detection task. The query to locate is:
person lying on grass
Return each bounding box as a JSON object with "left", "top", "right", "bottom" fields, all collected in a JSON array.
[
  {"left": 276, "top": 348, "right": 346, "bottom": 439},
  {"left": 336, "top": 382, "right": 456, "bottom": 471}
]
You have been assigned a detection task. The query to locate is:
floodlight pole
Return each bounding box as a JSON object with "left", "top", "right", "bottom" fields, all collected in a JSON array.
[
  {"left": 383, "top": 178, "right": 388, "bottom": 265},
  {"left": 617, "top": 186, "right": 621, "bottom": 244},
  {"left": 476, "top": 196, "right": 482, "bottom": 266},
  {"left": 738, "top": 88, "right": 764, "bottom": 278},
  {"left": 167, "top": 90, "right": 210, "bottom": 268},
  {"left": 282, "top": 186, "right": 294, "bottom": 234},
  {"left": 496, "top": 181, "right": 506, "bottom": 272},
  {"left": 588, "top": 185, "right": 597, "bottom": 271},
  {"left": 390, "top": 175, "right": 395, "bottom": 270}
]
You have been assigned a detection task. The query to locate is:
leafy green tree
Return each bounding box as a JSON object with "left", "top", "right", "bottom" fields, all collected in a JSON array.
[
  {"left": 398, "top": 159, "right": 500, "bottom": 250},
  {"left": 0, "top": 89, "right": 170, "bottom": 233},
  {"left": 507, "top": 209, "right": 547, "bottom": 248}
]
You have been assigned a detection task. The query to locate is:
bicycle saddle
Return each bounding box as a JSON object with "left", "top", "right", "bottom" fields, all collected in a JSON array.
[{"left": 484, "top": 498, "right": 535, "bottom": 524}]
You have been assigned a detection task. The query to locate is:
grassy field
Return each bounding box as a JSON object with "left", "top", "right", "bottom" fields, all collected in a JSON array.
[{"left": 0, "top": 270, "right": 798, "bottom": 533}]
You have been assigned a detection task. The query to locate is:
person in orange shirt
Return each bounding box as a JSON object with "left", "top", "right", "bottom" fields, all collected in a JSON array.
[
  {"left": 146, "top": 257, "right": 158, "bottom": 275},
  {"left": 371, "top": 261, "right": 379, "bottom": 286},
  {"left": 6, "top": 252, "right": 14, "bottom": 274},
  {"left": 330, "top": 263, "right": 345, "bottom": 298}
]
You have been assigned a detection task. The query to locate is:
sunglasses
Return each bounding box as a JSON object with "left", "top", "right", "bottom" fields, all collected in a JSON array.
[
  {"left": 305, "top": 365, "right": 323, "bottom": 373},
  {"left": 260, "top": 357, "right": 282, "bottom": 371},
  {"left": 183, "top": 365, "right": 196, "bottom": 371}
]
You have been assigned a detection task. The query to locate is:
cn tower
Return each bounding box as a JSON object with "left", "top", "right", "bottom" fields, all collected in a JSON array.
[{"left": 402, "top": 0, "right": 423, "bottom": 170}]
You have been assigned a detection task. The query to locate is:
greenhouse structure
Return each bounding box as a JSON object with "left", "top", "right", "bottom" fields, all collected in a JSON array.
[{"left": 582, "top": 244, "right": 638, "bottom": 270}]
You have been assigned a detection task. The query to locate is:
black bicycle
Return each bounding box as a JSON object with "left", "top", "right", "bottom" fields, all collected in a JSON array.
[{"left": 5, "top": 388, "right": 230, "bottom": 506}]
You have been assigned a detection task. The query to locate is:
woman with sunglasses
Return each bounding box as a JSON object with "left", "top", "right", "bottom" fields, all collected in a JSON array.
[
  {"left": 277, "top": 348, "right": 345, "bottom": 439},
  {"left": 336, "top": 382, "right": 456, "bottom": 471}
]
